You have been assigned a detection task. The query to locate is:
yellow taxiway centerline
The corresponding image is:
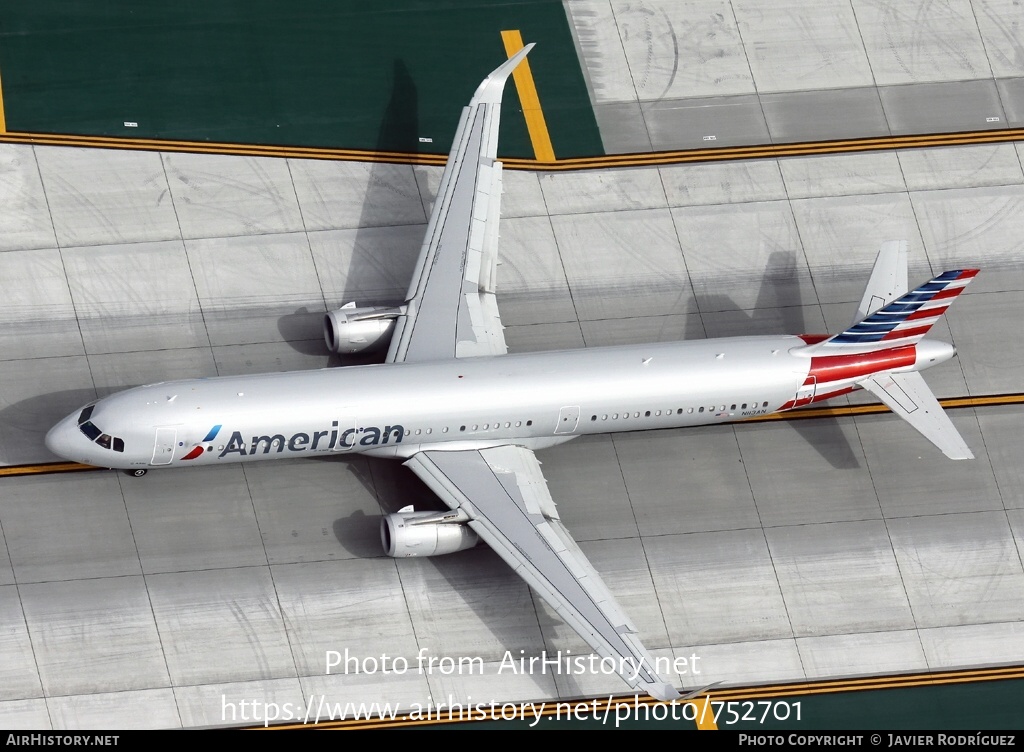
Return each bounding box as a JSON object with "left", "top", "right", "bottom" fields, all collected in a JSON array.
[
  {"left": 260, "top": 664, "right": 1024, "bottom": 730},
  {"left": 501, "top": 29, "right": 556, "bottom": 163},
  {"left": 0, "top": 66, "right": 6, "bottom": 133},
  {"left": 0, "top": 461, "right": 99, "bottom": 477},
  {"left": 4, "top": 126, "right": 1024, "bottom": 170}
]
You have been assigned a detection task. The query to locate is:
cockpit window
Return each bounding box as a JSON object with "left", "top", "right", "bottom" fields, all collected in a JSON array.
[
  {"left": 80, "top": 421, "right": 101, "bottom": 441},
  {"left": 76, "top": 407, "right": 126, "bottom": 451}
]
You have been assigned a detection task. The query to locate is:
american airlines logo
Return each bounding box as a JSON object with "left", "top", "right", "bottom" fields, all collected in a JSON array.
[{"left": 213, "top": 421, "right": 405, "bottom": 459}]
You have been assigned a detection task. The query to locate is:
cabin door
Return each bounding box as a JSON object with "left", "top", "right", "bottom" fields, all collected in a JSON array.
[
  {"left": 554, "top": 405, "right": 580, "bottom": 434},
  {"left": 151, "top": 427, "right": 177, "bottom": 465},
  {"left": 795, "top": 376, "right": 816, "bottom": 407},
  {"left": 331, "top": 417, "right": 360, "bottom": 452}
]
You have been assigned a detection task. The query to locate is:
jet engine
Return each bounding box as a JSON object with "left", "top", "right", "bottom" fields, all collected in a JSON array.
[
  {"left": 381, "top": 506, "right": 479, "bottom": 557},
  {"left": 323, "top": 302, "right": 402, "bottom": 354}
]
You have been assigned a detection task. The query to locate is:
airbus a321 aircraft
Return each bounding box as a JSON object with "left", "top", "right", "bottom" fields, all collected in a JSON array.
[{"left": 46, "top": 45, "right": 978, "bottom": 702}]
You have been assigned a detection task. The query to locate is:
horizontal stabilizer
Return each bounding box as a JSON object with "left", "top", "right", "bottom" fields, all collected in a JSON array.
[{"left": 858, "top": 371, "right": 973, "bottom": 460}]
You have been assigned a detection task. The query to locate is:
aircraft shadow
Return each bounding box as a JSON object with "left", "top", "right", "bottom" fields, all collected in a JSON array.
[
  {"left": 276, "top": 58, "right": 423, "bottom": 366},
  {"left": 0, "top": 388, "right": 100, "bottom": 465},
  {"left": 694, "top": 251, "right": 861, "bottom": 470},
  {"left": 340, "top": 453, "right": 545, "bottom": 657}
]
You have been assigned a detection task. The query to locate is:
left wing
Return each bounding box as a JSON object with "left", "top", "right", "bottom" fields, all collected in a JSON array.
[
  {"left": 386, "top": 46, "right": 532, "bottom": 363},
  {"left": 386, "top": 46, "right": 680, "bottom": 700},
  {"left": 405, "top": 445, "right": 681, "bottom": 701}
]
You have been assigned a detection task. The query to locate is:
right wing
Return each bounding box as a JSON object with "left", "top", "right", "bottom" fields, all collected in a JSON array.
[{"left": 404, "top": 445, "right": 681, "bottom": 701}]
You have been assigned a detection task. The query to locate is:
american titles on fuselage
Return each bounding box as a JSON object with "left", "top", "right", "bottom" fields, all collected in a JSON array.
[{"left": 214, "top": 421, "right": 405, "bottom": 459}]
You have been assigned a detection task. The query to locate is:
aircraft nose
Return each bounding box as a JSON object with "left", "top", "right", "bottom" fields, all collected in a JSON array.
[{"left": 45, "top": 415, "right": 80, "bottom": 461}]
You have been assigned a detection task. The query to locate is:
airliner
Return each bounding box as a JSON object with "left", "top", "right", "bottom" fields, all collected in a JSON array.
[{"left": 45, "top": 45, "right": 977, "bottom": 702}]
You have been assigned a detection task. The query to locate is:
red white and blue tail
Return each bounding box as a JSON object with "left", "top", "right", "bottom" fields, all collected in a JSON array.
[
  {"left": 810, "top": 268, "right": 978, "bottom": 353},
  {"left": 788, "top": 245, "right": 978, "bottom": 459}
]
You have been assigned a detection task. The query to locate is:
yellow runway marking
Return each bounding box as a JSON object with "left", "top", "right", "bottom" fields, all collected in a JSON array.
[
  {"left": 5, "top": 125, "right": 1024, "bottom": 171},
  {"left": 704, "top": 664, "right": 1024, "bottom": 702},
  {"left": 747, "top": 392, "right": 1024, "bottom": 424},
  {"left": 260, "top": 665, "right": 1024, "bottom": 729},
  {"left": 691, "top": 697, "right": 718, "bottom": 730},
  {"left": 0, "top": 462, "right": 99, "bottom": 477},
  {"left": 501, "top": 30, "right": 555, "bottom": 162},
  {"left": 0, "top": 67, "right": 6, "bottom": 133}
]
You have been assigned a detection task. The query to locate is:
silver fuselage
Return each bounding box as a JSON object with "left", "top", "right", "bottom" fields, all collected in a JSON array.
[{"left": 47, "top": 336, "right": 816, "bottom": 470}]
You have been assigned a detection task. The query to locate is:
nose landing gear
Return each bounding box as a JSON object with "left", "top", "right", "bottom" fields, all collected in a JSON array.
[{"left": 125, "top": 468, "right": 148, "bottom": 477}]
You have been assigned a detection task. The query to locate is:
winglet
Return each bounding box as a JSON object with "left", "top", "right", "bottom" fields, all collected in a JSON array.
[
  {"left": 473, "top": 43, "right": 534, "bottom": 104},
  {"left": 647, "top": 681, "right": 682, "bottom": 702}
]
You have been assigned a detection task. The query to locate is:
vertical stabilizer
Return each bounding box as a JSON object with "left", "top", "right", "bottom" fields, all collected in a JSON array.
[
  {"left": 854, "top": 240, "right": 908, "bottom": 325},
  {"left": 808, "top": 267, "right": 978, "bottom": 354}
]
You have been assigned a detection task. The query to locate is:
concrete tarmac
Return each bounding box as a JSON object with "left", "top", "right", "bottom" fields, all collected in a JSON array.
[{"left": 2, "top": 1, "right": 1024, "bottom": 729}]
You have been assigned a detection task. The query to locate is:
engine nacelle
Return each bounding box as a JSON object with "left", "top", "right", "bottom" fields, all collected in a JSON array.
[
  {"left": 381, "top": 507, "right": 479, "bottom": 557},
  {"left": 323, "top": 303, "right": 400, "bottom": 354}
]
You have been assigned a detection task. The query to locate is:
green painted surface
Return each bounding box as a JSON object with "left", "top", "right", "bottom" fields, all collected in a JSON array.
[
  {"left": 0, "top": 0, "right": 602, "bottom": 158},
  {"left": 399, "top": 678, "right": 1024, "bottom": 729}
]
